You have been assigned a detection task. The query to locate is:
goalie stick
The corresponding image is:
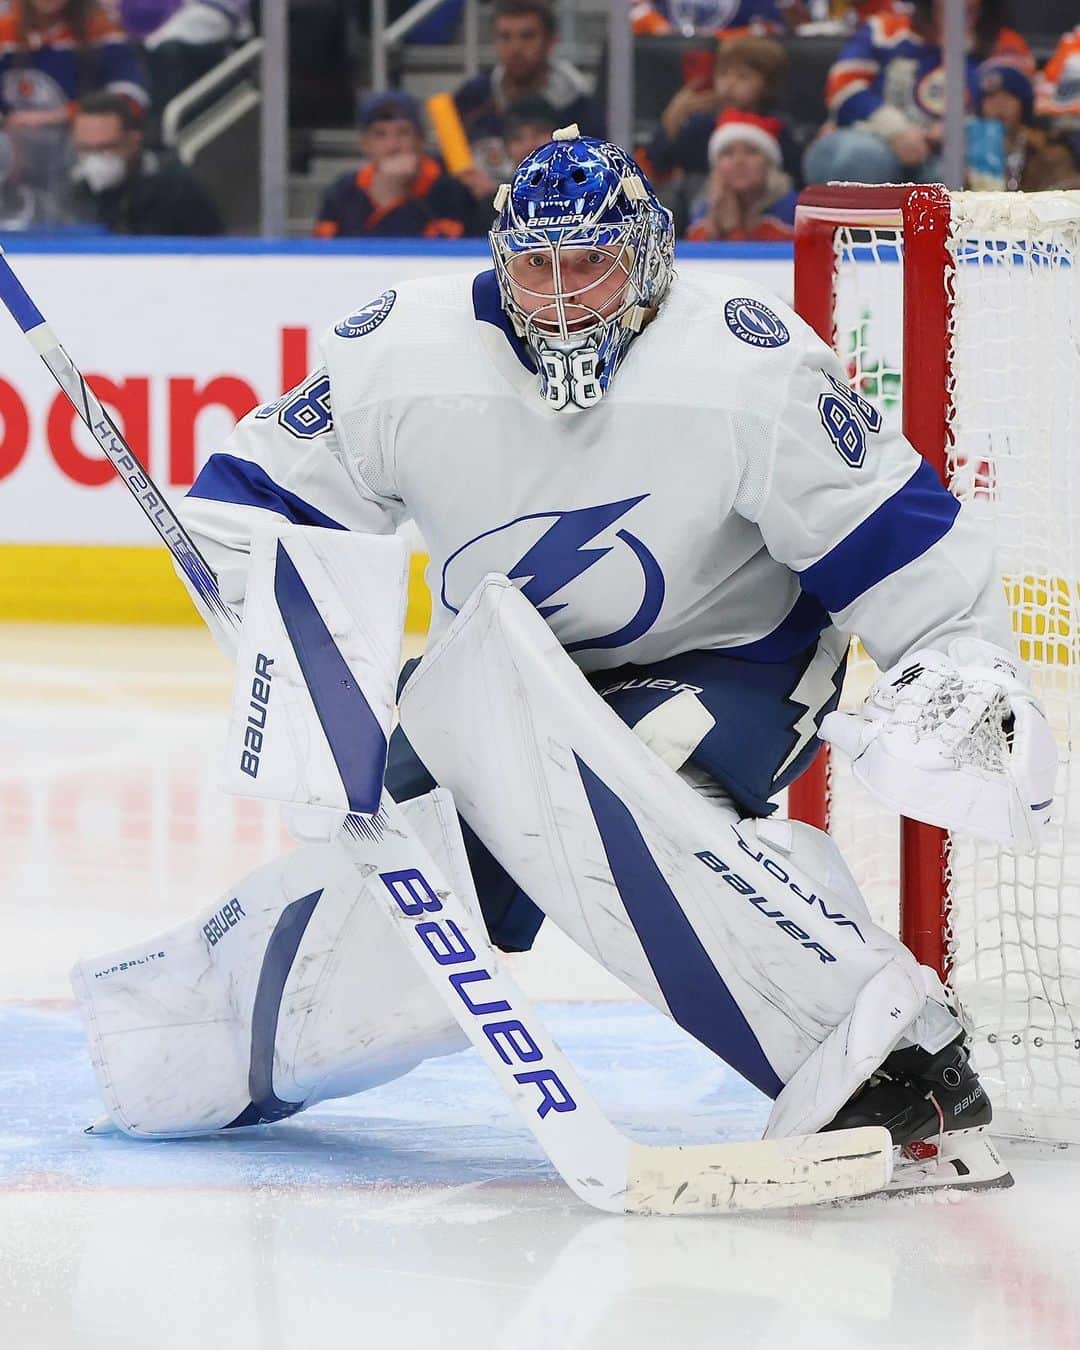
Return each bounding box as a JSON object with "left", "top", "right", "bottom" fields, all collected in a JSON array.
[{"left": 0, "top": 249, "right": 892, "bottom": 1214}]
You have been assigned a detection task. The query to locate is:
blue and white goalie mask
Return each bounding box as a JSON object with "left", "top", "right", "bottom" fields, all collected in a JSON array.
[{"left": 489, "top": 127, "right": 675, "bottom": 412}]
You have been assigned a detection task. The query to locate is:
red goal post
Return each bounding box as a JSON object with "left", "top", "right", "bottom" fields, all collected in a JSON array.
[
  {"left": 789, "top": 184, "right": 954, "bottom": 979},
  {"left": 786, "top": 182, "right": 1080, "bottom": 1143}
]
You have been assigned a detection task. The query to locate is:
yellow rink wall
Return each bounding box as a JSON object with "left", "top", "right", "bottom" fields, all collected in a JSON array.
[{"left": 0, "top": 544, "right": 434, "bottom": 634}]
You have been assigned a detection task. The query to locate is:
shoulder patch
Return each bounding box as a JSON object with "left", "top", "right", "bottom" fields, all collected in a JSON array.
[
  {"left": 335, "top": 289, "right": 396, "bottom": 339},
  {"left": 724, "top": 297, "right": 790, "bottom": 350}
]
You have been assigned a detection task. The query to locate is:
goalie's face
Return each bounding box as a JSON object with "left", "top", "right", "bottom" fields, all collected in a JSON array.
[{"left": 506, "top": 244, "right": 633, "bottom": 337}]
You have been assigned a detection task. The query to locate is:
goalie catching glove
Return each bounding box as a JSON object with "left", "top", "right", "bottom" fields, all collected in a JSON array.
[{"left": 820, "top": 638, "right": 1056, "bottom": 853}]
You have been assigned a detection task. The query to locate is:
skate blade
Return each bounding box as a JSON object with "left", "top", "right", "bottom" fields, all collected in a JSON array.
[{"left": 881, "top": 1126, "right": 1014, "bottom": 1197}]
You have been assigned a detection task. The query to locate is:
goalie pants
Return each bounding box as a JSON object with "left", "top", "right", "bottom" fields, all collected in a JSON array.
[{"left": 387, "top": 634, "right": 847, "bottom": 953}]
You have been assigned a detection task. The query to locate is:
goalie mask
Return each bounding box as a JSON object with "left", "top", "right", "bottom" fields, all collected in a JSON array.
[{"left": 489, "top": 127, "right": 675, "bottom": 412}]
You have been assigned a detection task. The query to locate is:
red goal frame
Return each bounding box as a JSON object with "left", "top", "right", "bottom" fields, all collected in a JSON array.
[{"left": 788, "top": 183, "right": 956, "bottom": 978}]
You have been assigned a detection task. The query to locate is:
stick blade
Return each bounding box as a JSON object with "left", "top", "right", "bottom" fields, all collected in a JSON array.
[{"left": 624, "top": 1126, "right": 893, "bottom": 1215}]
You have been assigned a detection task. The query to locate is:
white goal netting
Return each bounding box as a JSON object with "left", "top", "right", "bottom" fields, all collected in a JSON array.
[{"left": 825, "top": 191, "right": 1080, "bottom": 1142}]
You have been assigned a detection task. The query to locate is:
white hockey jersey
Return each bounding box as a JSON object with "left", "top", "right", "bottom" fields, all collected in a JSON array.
[{"left": 179, "top": 268, "right": 1013, "bottom": 674}]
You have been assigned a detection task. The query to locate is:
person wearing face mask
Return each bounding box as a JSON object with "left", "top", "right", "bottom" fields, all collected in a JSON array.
[{"left": 69, "top": 89, "right": 223, "bottom": 234}]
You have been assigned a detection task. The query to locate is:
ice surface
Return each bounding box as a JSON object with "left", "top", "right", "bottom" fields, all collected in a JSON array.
[{"left": 3, "top": 625, "right": 1080, "bottom": 1350}]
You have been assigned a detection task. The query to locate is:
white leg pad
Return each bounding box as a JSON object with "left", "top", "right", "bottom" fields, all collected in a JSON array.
[
  {"left": 400, "top": 576, "right": 953, "bottom": 1112},
  {"left": 71, "top": 791, "right": 477, "bottom": 1137}
]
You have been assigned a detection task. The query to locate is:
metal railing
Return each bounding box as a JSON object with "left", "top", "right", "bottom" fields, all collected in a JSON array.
[
  {"left": 161, "top": 37, "right": 263, "bottom": 150},
  {"left": 370, "top": 0, "right": 481, "bottom": 92},
  {"left": 160, "top": 30, "right": 290, "bottom": 236}
]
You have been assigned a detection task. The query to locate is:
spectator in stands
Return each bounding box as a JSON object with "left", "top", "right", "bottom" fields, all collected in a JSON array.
[
  {"left": 648, "top": 35, "right": 799, "bottom": 184},
  {"left": 804, "top": 0, "right": 1032, "bottom": 186},
  {"left": 978, "top": 59, "right": 1079, "bottom": 192},
  {"left": 1037, "top": 25, "right": 1080, "bottom": 127},
  {"left": 0, "top": 0, "right": 148, "bottom": 205},
  {"left": 129, "top": 0, "right": 252, "bottom": 111},
  {"left": 454, "top": 0, "right": 604, "bottom": 146},
  {"left": 69, "top": 88, "right": 222, "bottom": 233},
  {"left": 315, "top": 90, "right": 475, "bottom": 239},
  {"left": 684, "top": 108, "right": 795, "bottom": 239}
]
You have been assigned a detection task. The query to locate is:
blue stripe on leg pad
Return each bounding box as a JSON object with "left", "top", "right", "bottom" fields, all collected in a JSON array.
[
  {"left": 273, "top": 540, "right": 388, "bottom": 816},
  {"left": 225, "top": 888, "right": 323, "bottom": 1128},
  {"left": 574, "top": 754, "right": 783, "bottom": 1099}
]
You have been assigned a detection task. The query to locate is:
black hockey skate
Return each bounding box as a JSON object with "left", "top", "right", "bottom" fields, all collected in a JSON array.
[{"left": 822, "top": 1033, "right": 1013, "bottom": 1195}]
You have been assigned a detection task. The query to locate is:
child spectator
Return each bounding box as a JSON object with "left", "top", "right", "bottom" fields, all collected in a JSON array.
[
  {"left": 648, "top": 34, "right": 799, "bottom": 183},
  {"left": 452, "top": 1, "right": 602, "bottom": 218},
  {"left": 685, "top": 108, "right": 795, "bottom": 240},
  {"left": 805, "top": 0, "right": 1031, "bottom": 186},
  {"left": 315, "top": 91, "right": 476, "bottom": 240},
  {"left": 978, "top": 58, "right": 1078, "bottom": 192},
  {"left": 69, "top": 88, "right": 221, "bottom": 232}
]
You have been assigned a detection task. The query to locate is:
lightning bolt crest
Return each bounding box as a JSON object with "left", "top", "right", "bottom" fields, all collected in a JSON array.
[{"left": 508, "top": 496, "right": 647, "bottom": 617}]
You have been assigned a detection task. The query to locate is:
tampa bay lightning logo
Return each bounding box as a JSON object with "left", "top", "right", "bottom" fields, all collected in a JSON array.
[
  {"left": 725, "top": 298, "right": 789, "bottom": 349},
  {"left": 334, "top": 290, "right": 396, "bottom": 339},
  {"left": 441, "top": 496, "right": 665, "bottom": 654}
]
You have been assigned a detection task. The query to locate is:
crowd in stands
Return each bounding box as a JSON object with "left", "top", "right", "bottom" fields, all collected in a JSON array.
[
  {"left": 337, "top": 0, "right": 1080, "bottom": 247},
  {"left": 0, "top": 0, "right": 249, "bottom": 232},
  {"left": 2, "top": 0, "right": 1080, "bottom": 238}
]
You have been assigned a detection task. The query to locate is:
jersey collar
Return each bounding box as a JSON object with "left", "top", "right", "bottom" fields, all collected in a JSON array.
[{"left": 471, "top": 269, "right": 536, "bottom": 374}]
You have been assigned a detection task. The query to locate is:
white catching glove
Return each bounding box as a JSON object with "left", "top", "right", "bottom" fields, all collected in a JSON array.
[{"left": 820, "top": 638, "right": 1057, "bottom": 853}]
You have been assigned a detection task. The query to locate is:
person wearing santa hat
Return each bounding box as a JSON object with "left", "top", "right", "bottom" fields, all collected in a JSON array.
[{"left": 685, "top": 108, "right": 796, "bottom": 241}]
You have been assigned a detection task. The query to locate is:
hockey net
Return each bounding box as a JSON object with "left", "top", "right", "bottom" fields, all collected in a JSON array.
[{"left": 791, "top": 185, "right": 1080, "bottom": 1143}]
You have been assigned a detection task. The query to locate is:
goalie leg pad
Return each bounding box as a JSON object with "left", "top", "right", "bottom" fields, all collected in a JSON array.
[
  {"left": 71, "top": 791, "right": 476, "bottom": 1137},
  {"left": 400, "top": 576, "right": 951, "bottom": 1115}
]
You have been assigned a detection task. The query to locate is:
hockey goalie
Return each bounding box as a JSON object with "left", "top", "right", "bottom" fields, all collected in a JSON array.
[{"left": 69, "top": 128, "right": 1057, "bottom": 1208}]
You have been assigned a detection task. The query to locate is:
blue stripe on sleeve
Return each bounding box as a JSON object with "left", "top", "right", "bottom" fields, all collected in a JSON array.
[
  {"left": 187, "top": 453, "right": 346, "bottom": 531},
  {"left": 798, "top": 459, "right": 960, "bottom": 615},
  {"left": 720, "top": 590, "right": 830, "bottom": 663}
]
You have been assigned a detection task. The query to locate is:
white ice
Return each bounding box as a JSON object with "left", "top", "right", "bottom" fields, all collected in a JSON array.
[{"left": 2, "top": 624, "right": 1080, "bottom": 1350}]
